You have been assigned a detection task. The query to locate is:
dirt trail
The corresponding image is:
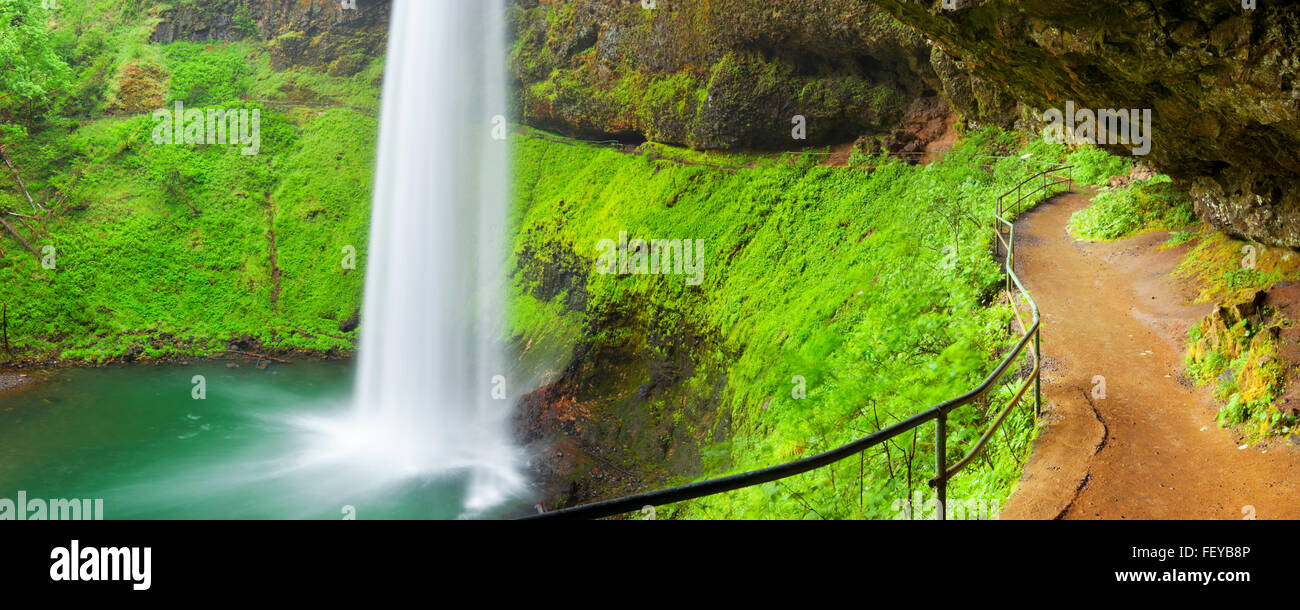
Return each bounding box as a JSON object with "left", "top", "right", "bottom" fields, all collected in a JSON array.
[{"left": 1000, "top": 189, "right": 1300, "bottom": 519}]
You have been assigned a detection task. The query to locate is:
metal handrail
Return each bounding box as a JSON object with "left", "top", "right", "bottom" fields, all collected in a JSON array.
[
  {"left": 524, "top": 165, "right": 1073, "bottom": 520},
  {"left": 998, "top": 164, "right": 1073, "bottom": 220}
]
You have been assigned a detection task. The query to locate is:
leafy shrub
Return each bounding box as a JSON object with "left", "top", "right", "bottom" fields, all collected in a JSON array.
[
  {"left": 1068, "top": 175, "right": 1195, "bottom": 240},
  {"left": 162, "top": 41, "right": 251, "bottom": 106},
  {"left": 1066, "top": 145, "right": 1131, "bottom": 186}
]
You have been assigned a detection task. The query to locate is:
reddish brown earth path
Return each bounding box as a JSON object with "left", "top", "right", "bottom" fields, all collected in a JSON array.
[{"left": 999, "top": 188, "right": 1300, "bottom": 520}]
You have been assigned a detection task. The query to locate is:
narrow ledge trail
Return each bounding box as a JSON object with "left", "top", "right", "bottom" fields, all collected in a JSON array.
[{"left": 999, "top": 189, "right": 1300, "bottom": 520}]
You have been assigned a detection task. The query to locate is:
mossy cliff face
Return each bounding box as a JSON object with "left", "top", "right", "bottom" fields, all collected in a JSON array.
[
  {"left": 507, "top": 0, "right": 956, "bottom": 149},
  {"left": 1186, "top": 292, "right": 1290, "bottom": 436},
  {"left": 150, "top": 0, "right": 390, "bottom": 75},
  {"left": 505, "top": 129, "right": 1080, "bottom": 516},
  {"left": 872, "top": 0, "right": 1300, "bottom": 247},
  {"left": 506, "top": 202, "right": 728, "bottom": 505}
]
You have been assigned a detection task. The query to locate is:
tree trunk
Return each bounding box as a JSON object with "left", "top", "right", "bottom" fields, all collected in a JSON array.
[
  {"left": 2, "top": 302, "right": 9, "bottom": 355},
  {"left": 0, "top": 142, "right": 39, "bottom": 213}
]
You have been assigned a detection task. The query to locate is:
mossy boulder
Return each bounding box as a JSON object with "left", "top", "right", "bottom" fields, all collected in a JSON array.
[
  {"left": 107, "top": 63, "right": 169, "bottom": 115},
  {"left": 267, "top": 31, "right": 311, "bottom": 70},
  {"left": 1187, "top": 291, "right": 1289, "bottom": 431}
]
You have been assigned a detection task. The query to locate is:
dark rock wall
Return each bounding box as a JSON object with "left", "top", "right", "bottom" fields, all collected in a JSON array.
[
  {"left": 150, "top": 0, "right": 390, "bottom": 76},
  {"left": 508, "top": 0, "right": 956, "bottom": 150},
  {"left": 510, "top": 231, "right": 729, "bottom": 508}
]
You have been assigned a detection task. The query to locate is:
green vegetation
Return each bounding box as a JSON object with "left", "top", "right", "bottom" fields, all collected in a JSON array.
[
  {"left": 1173, "top": 230, "right": 1297, "bottom": 305},
  {"left": 0, "top": 0, "right": 382, "bottom": 363},
  {"left": 1165, "top": 230, "right": 1196, "bottom": 246},
  {"left": 1173, "top": 226, "right": 1300, "bottom": 441},
  {"left": 1059, "top": 136, "right": 1197, "bottom": 243},
  {"left": 0, "top": 0, "right": 70, "bottom": 125},
  {"left": 1067, "top": 174, "right": 1197, "bottom": 241},
  {"left": 162, "top": 41, "right": 252, "bottom": 106},
  {"left": 1064, "top": 145, "right": 1130, "bottom": 187},
  {"left": 510, "top": 126, "right": 1096, "bottom": 518},
  {"left": 13, "top": 0, "right": 1287, "bottom": 518},
  {"left": 1059, "top": 135, "right": 1298, "bottom": 307}
]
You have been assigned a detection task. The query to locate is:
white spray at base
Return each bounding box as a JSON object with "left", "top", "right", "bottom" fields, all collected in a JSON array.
[{"left": 347, "top": 0, "right": 523, "bottom": 512}]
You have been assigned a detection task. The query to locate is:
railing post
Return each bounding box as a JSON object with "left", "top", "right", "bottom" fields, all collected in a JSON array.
[
  {"left": 1034, "top": 329, "right": 1042, "bottom": 417},
  {"left": 1006, "top": 241, "right": 1013, "bottom": 294},
  {"left": 935, "top": 412, "right": 947, "bottom": 521}
]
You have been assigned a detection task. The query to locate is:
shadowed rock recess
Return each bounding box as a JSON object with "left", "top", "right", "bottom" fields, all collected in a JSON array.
[
  {"left": 507, "top": 0, "right": 982, "bottom": 150},
  {"left": 871, "top": 0, "right": 1300, "bottom": 246}
]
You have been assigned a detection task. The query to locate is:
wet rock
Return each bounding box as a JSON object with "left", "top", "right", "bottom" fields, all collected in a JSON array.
[
  {"left": 0, "top": 373, "right": 37, "bottom": 395},
  {"left": 928, "top": 45, "right": 1018, "bottom": 127},
  {"left": 1215, "top": 290, "right": 1268, "bottom": 328},
  {"left": 509, "top": 0, "right": 944, "bottom": 150},
  {"left": 339, "top": 310, "right": 361, "bottom": 333},
  {"left": 1130, "top": 165, "right": 1158, "bottom": 182},
  {"left": 225, "top": 334, "right": 261, "bottom": 351},
  {"left": 122, "top": 345, "right": 144, "bottom": 362}
]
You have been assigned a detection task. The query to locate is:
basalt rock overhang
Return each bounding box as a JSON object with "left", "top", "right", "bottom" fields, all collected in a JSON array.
[
  {"left": 150, "top": 0, "right": 391, "bottom": 76},
  {"left": 873, "top": 0, "right": 1300, "bottom": 246}
]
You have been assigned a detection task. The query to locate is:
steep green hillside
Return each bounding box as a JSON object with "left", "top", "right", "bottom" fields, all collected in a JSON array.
[
  {"left": 0, "top": 0, "right": 382, "bottom": 363},
  {"left": 509, "top": 126, "right": 1129, "bottom": 518}
]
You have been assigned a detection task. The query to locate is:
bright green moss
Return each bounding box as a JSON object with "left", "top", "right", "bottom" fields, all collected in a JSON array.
[
  {"left": 509, "top": 127, "right": 1082, "bottom": 518},
  {"left": 0, "top": 5, "right": 382, "bottom": 363}
]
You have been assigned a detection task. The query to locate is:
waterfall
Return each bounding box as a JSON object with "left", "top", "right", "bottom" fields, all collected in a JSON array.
[{"left": 351, "top": 0, "right": 522, "bottom": 511}]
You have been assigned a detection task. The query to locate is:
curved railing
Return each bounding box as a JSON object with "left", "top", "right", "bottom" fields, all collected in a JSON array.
[{"left": 524, "top": 165, "right": 1073, "bottom": 520}]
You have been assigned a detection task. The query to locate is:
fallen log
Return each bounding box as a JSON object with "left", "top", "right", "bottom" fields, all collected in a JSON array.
[
  {"left": 0, "top": 213, "right": 39, "bottom": 263},
  {"left": 0, "top": 143, "right": 39, "bottom": 213},
  {"left": 219, "top": 349, "right": 291, "bottom": 363}
]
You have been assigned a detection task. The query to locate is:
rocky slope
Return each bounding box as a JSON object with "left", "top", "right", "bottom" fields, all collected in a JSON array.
[{"left": 872, "top": 0, "right": 1300, "bottom": 246}]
